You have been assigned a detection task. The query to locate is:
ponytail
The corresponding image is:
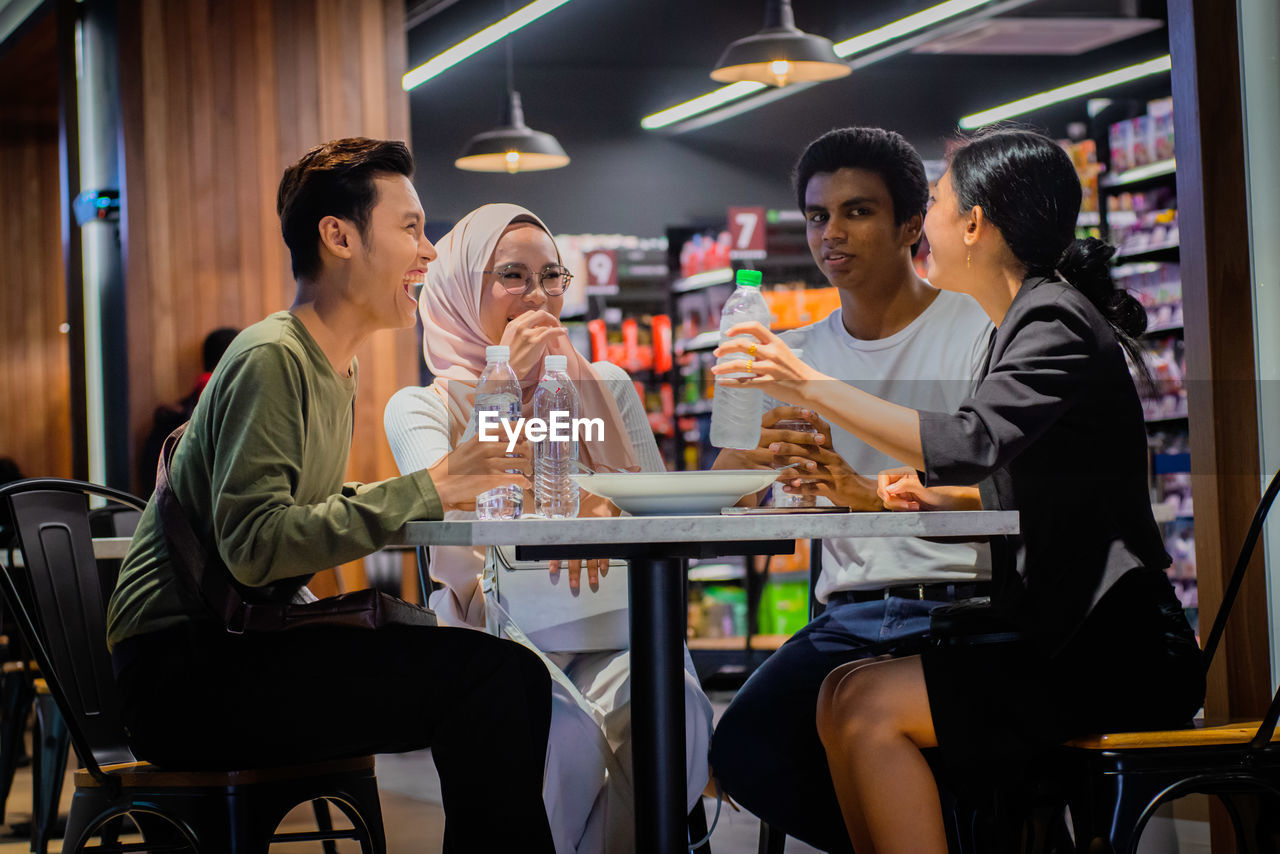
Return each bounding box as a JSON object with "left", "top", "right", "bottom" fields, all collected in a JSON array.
[{"left": 1056, "top": 237, "right": 1152, "bottom": 389}]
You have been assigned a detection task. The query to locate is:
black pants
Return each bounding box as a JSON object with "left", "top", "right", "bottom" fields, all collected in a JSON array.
[
  {"left": 114, "top": 622, "right": 555, "bottom": 853},
  {"left": 709, "top": 595, "right": 944, "bottom": 854}
]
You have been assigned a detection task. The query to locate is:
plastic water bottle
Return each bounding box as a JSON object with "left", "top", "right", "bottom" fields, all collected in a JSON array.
[
  {"left": 710, "top": 269, "right": 770, "bottom": 449},
  {"left": 533, "top": 354, "right": 581, "bottom": 518},
  {"left": 474, "top": 345, "right": 523, "bottom": 520}
]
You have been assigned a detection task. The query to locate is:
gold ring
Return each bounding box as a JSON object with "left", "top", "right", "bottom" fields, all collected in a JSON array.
[
  {"left": 748, "top": 342, "right": 758, "bottom": 358},
  {"left": 746, "top": 358, "right": 754, "bottom": 374}
]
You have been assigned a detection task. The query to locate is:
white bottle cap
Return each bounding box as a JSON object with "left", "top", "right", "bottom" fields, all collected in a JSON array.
[
  {"left": 485, "top": 345, "right": 511, "bottom": 362},
  {"left": 544, "top": 354, "right": 569, "bottom": 372}
]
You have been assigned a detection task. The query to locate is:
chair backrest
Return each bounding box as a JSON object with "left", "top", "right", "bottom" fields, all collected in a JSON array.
[
  {"left": 1197, "top": 468, "right": 1280, "bottom": 748},
  {"left": 0, "top": 478, "right": 146, "bottom": 779}
]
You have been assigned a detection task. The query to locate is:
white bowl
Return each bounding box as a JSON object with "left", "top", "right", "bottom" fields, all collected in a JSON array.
[{"left": 570, "top": 470, "right": 778, "bottom": 516}]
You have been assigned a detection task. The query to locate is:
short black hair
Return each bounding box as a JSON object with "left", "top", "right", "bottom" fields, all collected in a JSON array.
[
  {"left": 793, "top": 127, "right": 928, "bottom": 225},
  {"left": 201, "top": 327, "right": 240, "bottom": 372},
  {"left": 276, "top": 138, "right": 414, "bottom": 280}
]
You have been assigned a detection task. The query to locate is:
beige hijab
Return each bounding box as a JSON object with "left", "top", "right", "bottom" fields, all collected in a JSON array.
[{"left": 419, "top": 203, "right": 638, "bottom": 472}]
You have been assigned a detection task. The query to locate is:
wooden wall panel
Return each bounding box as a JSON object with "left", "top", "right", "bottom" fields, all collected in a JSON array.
[
  {"left": 118, "top": 0, "right": 415, "bottom": 499},
  {"left": 0, "top": 13, "right": 72, "bottom": 481}
]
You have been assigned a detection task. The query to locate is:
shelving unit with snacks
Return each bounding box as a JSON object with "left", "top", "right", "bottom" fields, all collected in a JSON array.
[
  {"left": 559, "top": 224, "right": 827, "bottom": 683},
  {"left": 1090, "top": 95, "right": 1196, "bottom": 626},
  {"left": 662, "top": 211, "right": 837, "bottom": 684},
  {"left": 556, "top": 234, "right": 678, "bottom": 464}
]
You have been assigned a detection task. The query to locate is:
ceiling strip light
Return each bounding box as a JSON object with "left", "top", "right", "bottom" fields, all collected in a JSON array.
[
  {"left": 959, "top": 54, "right": 1172, "bottom": 128},
  {"left": 832, "top": 0, "right": 991, "bottom": 56},
  {"left": 402, "top": 0, "right": 572, "bottom": 91},
  {"left": 641, "top": 82, "right": 767, "bottom": 130},
  {"left": 642, "top": 0, "right": 1011, "bottom": 132}
]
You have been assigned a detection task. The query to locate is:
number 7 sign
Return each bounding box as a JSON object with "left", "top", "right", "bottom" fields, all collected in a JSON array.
[{"left": 727, "top": 206, "right": 766, "bottom": 259}]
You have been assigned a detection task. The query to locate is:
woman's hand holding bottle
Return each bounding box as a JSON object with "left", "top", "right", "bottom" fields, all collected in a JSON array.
[{"left": 711, "top": 322, "right": 828, "bottom": 405}]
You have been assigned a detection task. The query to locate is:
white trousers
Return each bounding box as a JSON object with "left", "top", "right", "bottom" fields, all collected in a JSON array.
[{"left": 541, "top": 648, "right": 713, "bottom": 854}]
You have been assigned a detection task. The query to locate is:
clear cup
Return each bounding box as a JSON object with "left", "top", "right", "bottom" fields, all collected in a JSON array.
[{"left": 771, "top": 418, "right": 818, "bottom": 508}]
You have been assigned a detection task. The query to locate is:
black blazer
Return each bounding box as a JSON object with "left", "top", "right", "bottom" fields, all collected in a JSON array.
[{"left": 919, "top": 276, "right": 1168, "bottom": 653}]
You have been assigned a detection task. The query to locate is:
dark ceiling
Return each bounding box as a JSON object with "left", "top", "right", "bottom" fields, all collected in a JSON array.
[{"left": 408, "top": 0, "right": 1174, "bottom": 235}]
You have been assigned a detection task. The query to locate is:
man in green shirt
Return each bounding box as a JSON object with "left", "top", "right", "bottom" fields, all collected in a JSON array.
[{"left": 108, "top": 138, "right": 555, "bottom": 851}]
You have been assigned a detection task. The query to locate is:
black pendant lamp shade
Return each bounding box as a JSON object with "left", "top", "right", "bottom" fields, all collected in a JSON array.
[
  {"left": 711, "top": 0, "right": 851, "bottom": 87},
  {"left": 455, "top": 90, "right": 570, "bottom": 174}
]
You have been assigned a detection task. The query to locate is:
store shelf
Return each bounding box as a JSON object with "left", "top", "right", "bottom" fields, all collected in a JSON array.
[
  {"left": 1144, "top": 322, "right": 1183, "bottom": 335},
  {"left": 751, "top": 253, "right": 815, "bottom": 268},
  {"left": 1101, "top": 158, "right": 1177, "bottom": 189},
  {"left": 673, "top": 268, "right": 734, "bottom": 293},
  {"left": 675, "top": 399, "right": 714, "bottom": 416},
  {"left": 1112, "top": 261, "right": 1164, "bottom": 279},
  {"left": 1107, "top": 210, "right": 1140, "bottom": 228},
  {"left": 1116, "top": 241, "right": 1180, "bottom": 261},
  {"left": 687, "top": 562, "right": 744, "bottom": 582},
  {"left": 1146, "top": 413, "right": 1189, "bottom": 425},
  {"left": 584, "top": 284, "right": 619, "bottom": 296},
  {"left": 688, "top": 634, "right": 789, "bottom": 652},
  {"left": 676, "top": 331, "right": 719, "bottom": 352}
]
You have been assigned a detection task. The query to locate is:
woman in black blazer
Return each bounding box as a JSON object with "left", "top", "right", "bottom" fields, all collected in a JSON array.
[{"left": 713, "top": 128, "right": 1204, "bottom": 853}]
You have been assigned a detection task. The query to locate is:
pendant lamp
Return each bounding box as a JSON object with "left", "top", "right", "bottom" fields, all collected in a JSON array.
[
  {"left": 711, "top": 0, "right": 851, "bottom": 88},
  {"left": 455, "top": 39, "right": 569, "bottom": 174}
]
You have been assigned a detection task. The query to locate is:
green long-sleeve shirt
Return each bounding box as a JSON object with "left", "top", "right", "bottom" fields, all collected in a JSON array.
[{"left": 106, "top": 311, "right": 442, "bottom": 648}]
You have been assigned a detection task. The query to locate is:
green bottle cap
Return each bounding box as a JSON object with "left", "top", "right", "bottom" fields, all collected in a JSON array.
[{"left": 736, "top": 269, "right": 763, "bottom": 287}]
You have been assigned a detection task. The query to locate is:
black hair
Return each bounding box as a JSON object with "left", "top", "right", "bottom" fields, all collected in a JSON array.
[
  {"left": 792, "top": 127, "right": 929, "bottom": 226},
  {"left": 201, "top": 327, "right": 240, "bottom": 372},
  {"left": 276, "top": 138, "right": 415, "bottom": 280},
  {"left": 948, "top": 126, "right": 1149, "bottom": 383}
]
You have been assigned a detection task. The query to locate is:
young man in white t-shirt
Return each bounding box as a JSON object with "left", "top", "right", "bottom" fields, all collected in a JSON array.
[{"left": 708, "top": 127, "right": 994, "bottom": 852}]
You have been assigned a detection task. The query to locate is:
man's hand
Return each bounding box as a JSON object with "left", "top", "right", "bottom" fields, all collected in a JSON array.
[
  {"left": 429, "top": 434, "right": 531, "bottom": 512},
  {"left": 768, "top": 412, "right": 882, "bottom": 511},
  {"left": 712, "top": 406, "right": 823, "bottom": 506}
]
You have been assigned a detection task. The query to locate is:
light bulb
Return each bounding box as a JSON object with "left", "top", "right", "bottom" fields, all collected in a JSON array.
[
  {"left": 770, "top": 59, "right": 791, "bottom": 87},
  {"left": 506, "top": 151, "right": 520, "bottom": 174}
]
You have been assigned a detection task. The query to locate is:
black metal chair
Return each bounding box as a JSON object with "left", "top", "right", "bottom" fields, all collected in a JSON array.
[
  {"left": 1, "top": 478, "right": 385, "bottom": 853},
  {"left": 1054, "top": 469, "right": 1280, "bottom": 853}
]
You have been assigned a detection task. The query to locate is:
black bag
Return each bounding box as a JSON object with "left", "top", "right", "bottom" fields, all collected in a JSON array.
[
  {"left": 929, "top": 596, "right": 1023, "bottom": 646},
  {"left": 155, "top": 424, "right": 436, "bottom": 633}
]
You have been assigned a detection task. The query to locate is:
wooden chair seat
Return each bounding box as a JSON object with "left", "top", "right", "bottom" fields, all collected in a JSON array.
[
  {"left": 75, "top": 754, "right": 376, "bottom": 789},
  {"left": 1067, "top": 720, "right": 1280, "bottom": 750}
]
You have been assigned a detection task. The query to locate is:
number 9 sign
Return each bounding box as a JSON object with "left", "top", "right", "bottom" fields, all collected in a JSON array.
[{"left": 585, "top": 250, "right": 617, "bottom": 287}]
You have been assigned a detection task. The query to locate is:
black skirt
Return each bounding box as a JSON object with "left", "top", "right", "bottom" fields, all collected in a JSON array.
[{"left": 921, "top": 567, "right": 1205, "bottom": 776}]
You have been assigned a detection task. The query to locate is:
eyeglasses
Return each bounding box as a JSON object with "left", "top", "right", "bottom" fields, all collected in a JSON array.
[{"left": 484, "top": 263, "right": 573, "bottom": 297}]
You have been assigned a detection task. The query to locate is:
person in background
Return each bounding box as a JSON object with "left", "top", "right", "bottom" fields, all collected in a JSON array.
[
  {"left": 385, "top": 203, "right": 713, "bottom": 854},
  {"left": 105, "top": 139, "right": 556, "bottom": 853},
  {"left": 136, "top": 326, "right": 239, "bottom": 495},
  {"left": 713, "top": 127, "right": 1204, "bottom": 854},
  {"left": 707, "top": 127, "right": 993, "bottom": 852}
]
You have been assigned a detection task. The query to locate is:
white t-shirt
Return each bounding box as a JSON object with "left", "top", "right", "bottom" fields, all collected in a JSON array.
[{"left": 774, "top": 288, "right": 995, "bottom": 600}]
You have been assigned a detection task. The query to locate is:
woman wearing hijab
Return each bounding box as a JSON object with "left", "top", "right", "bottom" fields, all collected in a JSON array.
[{"left": 384, "top": 204, "right": 713, "bottom": 854}]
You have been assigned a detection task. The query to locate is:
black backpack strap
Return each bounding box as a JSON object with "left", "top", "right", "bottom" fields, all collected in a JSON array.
[{"left": 153, "top": 423, "right": 246, "bottom": 627}]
